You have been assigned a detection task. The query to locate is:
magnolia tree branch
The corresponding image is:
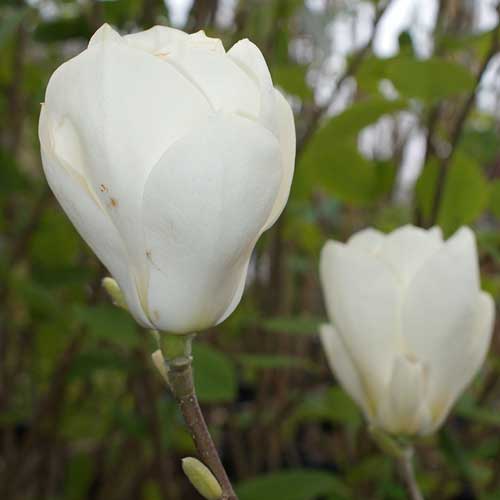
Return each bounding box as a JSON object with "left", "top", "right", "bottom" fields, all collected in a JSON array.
[
  {"left": 296, "top": 0, "right": 393, "bottom": 156},
  {"left": 167, "top": 354, "right": 237, "bottom": 500},
  {"left": 428, "top": 10, "right": 500, "bottom": 225},
  {"left": 397, "top": 448, "right": 424, "bottom": 500}
]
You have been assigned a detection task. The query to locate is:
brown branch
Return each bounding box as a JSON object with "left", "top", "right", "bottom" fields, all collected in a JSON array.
[
  {"left": 428, "top": 12, "right": 500, "bottom": 225},
  {"left": 296, "top": 0, "right": 393, "bottom": 156},
  {"left": 168, "top": 356, "right": 237, "bottom": 500},
  {"left": 397, "top": 449, "right": 425, "bottom": 500},
  {"left": 413, "top": 104, "right": 442, "bottom": 225}
]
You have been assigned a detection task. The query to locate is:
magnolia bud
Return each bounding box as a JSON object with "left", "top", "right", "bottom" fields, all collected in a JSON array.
[
  {"left": 320, "top": 225, "right": 495, "bottom": 436},
  {"left": 102, "top": 277, "right": 127, "bottom": 310},
  {"left": 39, "top": 24, "right": 295, "bottom": 335},
  {"left": 182, "top": 457, "right": 222, "bottom": 500},
  {"left": 151, "top": 349, "right": 169, "bottom": 385}
]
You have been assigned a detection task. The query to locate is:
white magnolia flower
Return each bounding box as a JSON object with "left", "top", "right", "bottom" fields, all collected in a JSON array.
[
  {"left": 39, "top": 24, "right": 295, "bottom": 334},
  {"left": 319, "top": 225, "right": 495, "bottom": 436}
]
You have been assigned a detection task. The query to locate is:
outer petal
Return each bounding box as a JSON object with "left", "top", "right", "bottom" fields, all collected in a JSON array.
[
  {"left": 227, "top": 39, "right": 279, "bottom": 135},
  {"left": 319, "top": 323, "right": 372, "bottom": 417},
  {"left": 142, "top": 114, "right": 282, "bottom": 333},
  {"left": 122, "top": 25, "right": 190, "bottom": 53},
  {"left": 428, "top": 291, "right": 495, "bottom": 431},
  {"left": 44, "top": 25, "right": 212, "bottom": 304},
  {"left": 402, "top": 228, "right": 480, "bottom": 409},
  {"left": 165, "top": 37, "right": 260, "bottom": 118},
  {"left": 377, "top": 355, "right": 430, "bottom": 435},
  {"left": 262, "top": 89, "right": 295, "bottom": 230},
  {"left": 378, "top": 225, "right": 442, "bottom": 285},
  {"left": 320, "top": 241, "right": 400, "bottom": 405},
  {"left": 39, "top": 105, "right": 152, "bottom": 327},
  {"left": 347, "top": 228, "right": 385, "bottom": 254},
  {"left": 215, "top": 250, "right": 252, "bottom": 325}
]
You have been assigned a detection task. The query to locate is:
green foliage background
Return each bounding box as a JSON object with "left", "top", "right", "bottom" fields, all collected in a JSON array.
[{"left": 1, "top": 0, "right": 500, "bottom": 499}]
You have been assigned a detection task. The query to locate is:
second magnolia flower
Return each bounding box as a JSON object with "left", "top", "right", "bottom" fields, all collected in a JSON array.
[
  {"left": 320, "top": 225, "right": 495, "bottom": 436},
  {"left": 39, "top": 24, "right": 295, "bottom": 333}
]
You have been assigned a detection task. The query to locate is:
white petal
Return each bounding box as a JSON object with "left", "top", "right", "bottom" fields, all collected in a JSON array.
[
  {"left": 165, "top": 40, "right": 260, "bottom": 118},
  {"left": 262, "top": 89, "right": 296, "bottom": 230},
  {"left": 319, "top": 323, "right": 371, "bottom": 417},
  {"left": 123, "top": 25, "right": 189, "bottom": 53},
  {"left": 227, "top": 38, "right": 278, "bottom": 135},
  {"left": 215, "top": 252, "right": 252, "bottom": 325},
  {"left": 39, "top": 106, "right": 152, "bottom": 328},
  {"left": 142, "top": 114, "right": 282, "bottom": 333},
  {"left": 428, "top": 225, "right": 443, "bottom": 241},
  {"left": 402, "top": 227, "right": 480, "bottom": 408},
  {"left": 347, "top": 228, "right": 385, "bottom": 254},
  {"left": 428, "top": 291, "right": 495, "bottom": 431},
  {"left": 377, "top": 355, "right": 430, "bottom": 435},
  {"left": 88, "top": 23, "right": 123, "bottom": 46},
  {"left": 188, "top": 30, "right": 225, "bottom": 52},
  {"left": 44, "top": 36, "right": 212, "bottom": 299},
  {"left": 320, "top": 241, "right": 400, "bottom": 405},
  {"left": 378, "top": 225, "right": 442, "bottom": 285}
]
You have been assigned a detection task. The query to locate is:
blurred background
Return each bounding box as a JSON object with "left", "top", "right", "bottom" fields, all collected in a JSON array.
[{"left": 2, "top": 0, "right": 500, "bottom": 498}]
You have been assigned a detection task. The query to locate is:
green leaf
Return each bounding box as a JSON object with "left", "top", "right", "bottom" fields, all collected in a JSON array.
[
  {"left": 273, "top": 64, "right": 312, "bottom": 100},
  {"left": 387, "top": 58, "right": 474, "bottom": 101},
  {"left": 262, "top": 315, "right": 322, "bottom": 335},
  {"left": 74, "top": 304, "right": 139, "bottom": 348},
  {"left": 283, "top": 387, "right": 362, "bottom": 438},
  {"left": 236, "top": 469, "right": 349, "bottom": 500},
  {"left": 34, "top": 16, "right": 92, "bottom": 43},
  {"left": 437, "top": 155, "right": 489, "bottom": 235},
  {"left": 297, "top": 98, "right": 405, "bottom": 204},
  {"left": 318, "top": 98, "right": 408, "bottom": 140},
  {"left": 68, "top": 350, "right": 135, "bottom": 380},
  {"left": 299, "top": 143, "right": 395, "bottom": 204},
  {"left": 415, "top": 160, "right": 439, "bottom": 222},
  {"left": 461, "top": 127, "right": 500, "bottom": 166},
  {"left": 358, "top": 56, "right": 474, "bottom": 101},
  {"left": 192, "top": 343, "right": 237, "bottom": 403}
]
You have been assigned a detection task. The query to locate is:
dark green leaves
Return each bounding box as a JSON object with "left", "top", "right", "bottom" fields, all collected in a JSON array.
[
  {"left": 193, "top": 343, "right": 237, "bottom": 403},
  {"left": 237, "top": 469, "right": 349, "bottom": 500},
  {"left": 358, "top": 56, "right": 474, "bottom": 102},
  {"left": 416, "top": 155, "right": 490, "bottom": 234},
  {"left": 74, "top": 304, "right": 139, "bottom": 348},
  {"left": 386, "top": 58, "right": 474, "bottom": 101},
  {"left": 437, "top": 155, "right": 489, "bottom": 235},
  {"left": 273, "top": 64, "right": 312, "bottom": 100},
  {"left": 34, "top": 16, "right": 92, "bottom": 43},
  {"left": 298, "top": 98, "right": 406, "bottom": 204}
]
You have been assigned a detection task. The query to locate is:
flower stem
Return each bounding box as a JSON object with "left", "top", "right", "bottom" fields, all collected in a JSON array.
[
  {"left": 167, "top": 354, "right": 237, "bottom": 500},
  {"left": 397, "top": 447, "right": 424, "bottom": 500}
]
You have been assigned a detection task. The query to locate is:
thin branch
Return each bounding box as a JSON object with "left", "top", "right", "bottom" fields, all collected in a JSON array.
[
  {"left": 429, "top": 11, "right": 500, "bottom": 225},
  {"left": 397, "top": 448, "right": 425, "bottom": 500},
  {"left": 296, "top": 0, "right": 393, "bottom": 156},
  {"left": 168, "top": 356, "right": 237, "bottom": 500}
]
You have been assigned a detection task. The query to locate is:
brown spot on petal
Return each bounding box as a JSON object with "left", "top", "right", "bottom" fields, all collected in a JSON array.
[
  {"left": 100, "top": 184, "right": 108, "bottom": 193},
  {"left": 110, "top": 198, "right": 118, "bottom": 207}
]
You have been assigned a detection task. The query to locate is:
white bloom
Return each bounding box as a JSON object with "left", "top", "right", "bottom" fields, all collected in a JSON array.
[
  {"left": 39, "top": 24, "right": 295, "bottom": 334},
  {"left": 319, "top": 225, "right": 495, "bottom": 436}
]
